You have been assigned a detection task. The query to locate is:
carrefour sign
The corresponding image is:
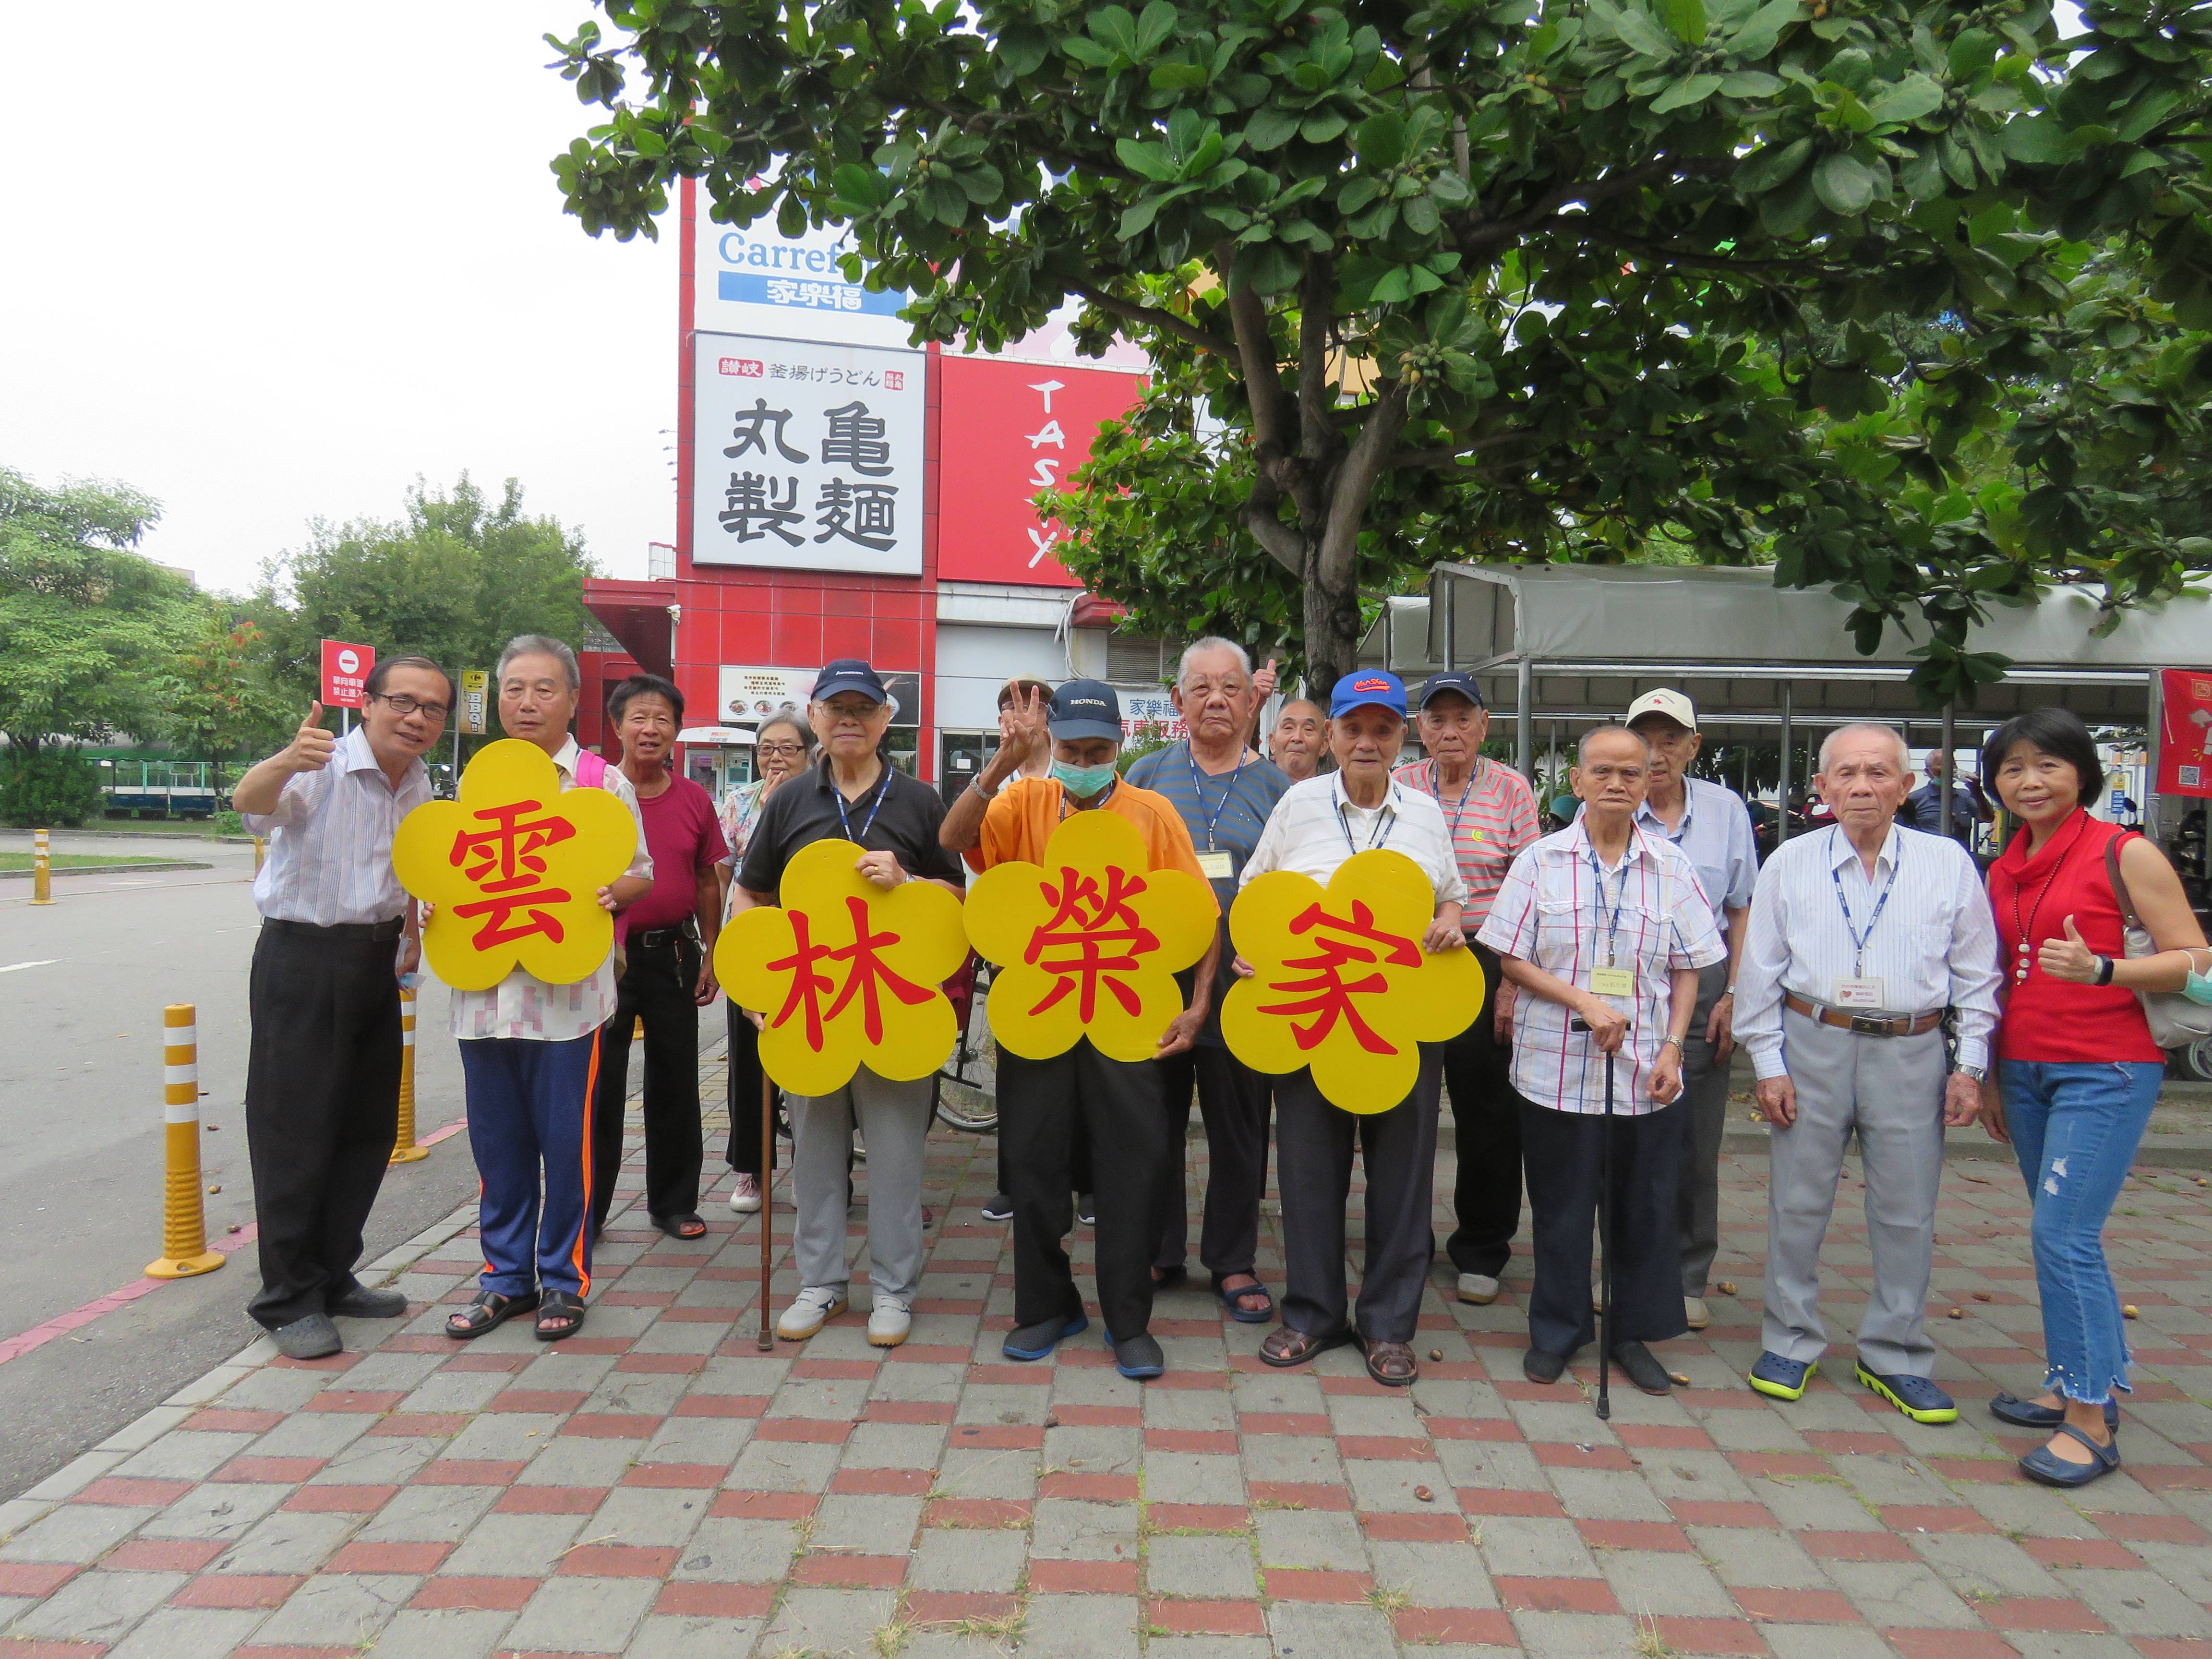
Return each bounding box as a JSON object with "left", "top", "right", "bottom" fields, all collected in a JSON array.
[{"left": 692, "top": 192, "right": 916, "bottom": 349}]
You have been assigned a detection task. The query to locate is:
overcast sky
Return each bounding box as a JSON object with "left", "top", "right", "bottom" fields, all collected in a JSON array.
[{"left": 0, "top": 4, "right": 674, "bottom": 594}]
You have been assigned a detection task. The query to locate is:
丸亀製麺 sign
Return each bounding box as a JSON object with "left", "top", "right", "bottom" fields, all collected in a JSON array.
[
  {"left": 1221, "top": 849, "right": 1481, "bottom": 1113},
  {"left": 690, "top": 332, "right": 925, "bottom": 577},
  {"left": 392, "top": 741, "right": 637, "bottom": 990},
  {"left": 714, "top": 839, "right": 968, "bottom": 1096},
  {"left": 963, "top": 811, "right": 1215, "bottom": 1062}
]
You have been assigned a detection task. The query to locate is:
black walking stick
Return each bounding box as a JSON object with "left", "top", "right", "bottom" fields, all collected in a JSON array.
[
  {"left": 757, "top": 1071, "right": 775, "bottom": 1352},
  {"left": 1597, "top": 1045, "right": 1616, "bottom": 1421}
]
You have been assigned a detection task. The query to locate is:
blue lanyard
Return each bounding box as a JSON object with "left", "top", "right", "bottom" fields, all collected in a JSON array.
[
  {"left": 1587, "top": 847, "right": 1630, "bottom": 966},
  {"left": 1186, "top": 745, "right": 1248, "bottom": 853},
  {"left": 1827, "top": 827, "right": 1900, "bottom": 974},
  {"left": 1335, "top": 778, "right": 1395, "bottom": 856},
  {"left": 834, "top": 768, "right": 893, "bottom": 844},
  {"left": 1426, "top": 759, "right": 1479, "bottom": 843}
]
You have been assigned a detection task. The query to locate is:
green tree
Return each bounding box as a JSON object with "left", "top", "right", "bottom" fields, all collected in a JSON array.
[
  {"left": 548, "top": 0, "right": 2212, "bottom": 700},
  {"left": 248, "top": 475, "right": 602, "bottom": 701},
  {"left": 163, "top": 602, "right": 293, "bottom": 765},
  {"left": 0, "top": 468, "right": 189, "bottom": 753}
]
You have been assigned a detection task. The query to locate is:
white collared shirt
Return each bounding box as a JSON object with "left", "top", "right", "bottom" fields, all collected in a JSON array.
[
  {"left": 244, "top": 725, "right": 431, "bottom": 926},
  {"left": 447, "top": 736, "right": 653, "bottom": 1043},
  {"left": 1732, "top": 821, "right": 2002, "bottom": 1081},
  {"left": 1634, "top": 776, "right": 1758, "bottom": 918},
  {"left": 1478, "top": 821, "right": 1726, "bottom": 1116},
  {"left": 1238, "top": 772, "right": 1468, "bottom": 906}
]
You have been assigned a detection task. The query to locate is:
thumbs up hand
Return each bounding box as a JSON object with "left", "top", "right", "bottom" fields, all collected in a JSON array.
[
  {"left": 1251, "top": 657, "right": 1279, "bottom": 704},
  {"left": 285, "top": 701, "right": 337, "bottom": 775},
  {"left": 2036, "top": 913, "right": 2103, "bottom": 984}
]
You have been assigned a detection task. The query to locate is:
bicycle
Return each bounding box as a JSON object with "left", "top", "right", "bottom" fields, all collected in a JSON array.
[{"left": 932, "top": 953, "right": 999, "bottom": 1135}]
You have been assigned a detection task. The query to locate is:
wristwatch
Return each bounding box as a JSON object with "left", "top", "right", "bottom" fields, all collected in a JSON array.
[
  {"left": 969, "top": 774, "right": 999, "bottom": 801},
  {"left": 1953, "top": 1063, "right": 1987, "bottom": 1083}
]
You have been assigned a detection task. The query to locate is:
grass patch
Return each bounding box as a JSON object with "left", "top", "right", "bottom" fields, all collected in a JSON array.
[
  {"left": 0, "top": 852, "right": 189, "bottom": 870},
  {"left": 1366, "top": 1583, "right": 1413, "bottom": 1614},
  {"left": 1633, "top": 1613, "right": 1678, "bottom": 1659}
]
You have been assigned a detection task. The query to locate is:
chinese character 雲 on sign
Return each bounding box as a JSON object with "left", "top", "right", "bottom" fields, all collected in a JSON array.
[{"left": 447, "top": 799, "right": 579, "bottom": 948}]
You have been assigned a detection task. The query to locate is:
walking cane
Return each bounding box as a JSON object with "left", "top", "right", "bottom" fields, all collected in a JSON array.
[
  {"left": 757, "top": 1072, "right": 775, "bottom": 1351},
  {"left": 1596, "top": 1045, "right": 1616, "bottom": 1422}
]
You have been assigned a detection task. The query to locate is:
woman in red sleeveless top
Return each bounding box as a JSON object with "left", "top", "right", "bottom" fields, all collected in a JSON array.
[{"left": 1983, "top": 708, "right": 2206, "bottom": 1489}]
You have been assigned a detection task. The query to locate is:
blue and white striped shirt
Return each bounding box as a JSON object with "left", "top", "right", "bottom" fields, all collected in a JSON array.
[{"left": 245, "top": 725, "right": 430, "bottom": 926}]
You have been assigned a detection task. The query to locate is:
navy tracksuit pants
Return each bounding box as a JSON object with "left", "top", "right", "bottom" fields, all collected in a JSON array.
[{"left": 460, "top": 1030, "right": 601, "bottom": 1298}]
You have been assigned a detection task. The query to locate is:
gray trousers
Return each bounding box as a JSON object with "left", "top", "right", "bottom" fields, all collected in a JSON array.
[
  {"left": 1762, "top": 1008, "right": 1947, "bottom": 1377},
  {"left": 789, "top": 1067, "right": 931, "bottom": 1304},
  {"left": 1675, "top": 962, "right": 1732, "bottom": 1296}
]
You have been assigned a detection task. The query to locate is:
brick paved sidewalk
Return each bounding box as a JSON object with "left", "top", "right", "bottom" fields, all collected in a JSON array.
[{"left": 4, "top": 1072, "right": 2211, "bottom": 1659}]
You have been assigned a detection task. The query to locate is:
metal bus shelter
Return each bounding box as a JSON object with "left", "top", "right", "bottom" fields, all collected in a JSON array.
[{"left": 1360, "top": 562, "right": 2210, "bottom": 843}]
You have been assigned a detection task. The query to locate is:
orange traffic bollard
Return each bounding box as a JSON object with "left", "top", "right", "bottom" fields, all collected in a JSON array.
[
  {"left": 31, "top": 828, "right": 53, "bottom": 906},
  {"left": 146, "top": 1005, "right": 224, "bottom": 1278},
  {"left": 390, "top": 984, "right": 428, "bottom": 1163}
]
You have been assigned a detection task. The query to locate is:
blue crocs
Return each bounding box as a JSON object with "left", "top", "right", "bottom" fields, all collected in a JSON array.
[
  {"left": 1856, "top": 1364, "right": 1958, "bottom": 1424},
  {"left": 2020, "top": 1422, "right": 2122, "bottom": 1488},
  {"left": 1747, "top": 1351, "right": 1816, "bottom": 1401},
  {"left": 1003, "top": 1311, "right": 1088, "bottom": 1361}
]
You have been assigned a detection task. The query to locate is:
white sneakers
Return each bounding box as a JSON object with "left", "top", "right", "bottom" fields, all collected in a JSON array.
[
  {"left": 1456, "top": 1273, "right": 1501, "bottom": 1305},
  {"left": 775, "top": 1286, "right": 848, "bottom": 1340},
  {"left": 728, "top": 1173, "right": 762, "bottom": 1214},
  {"left": 868, "top": 1297, "right": 913, "bottom": 1348}
]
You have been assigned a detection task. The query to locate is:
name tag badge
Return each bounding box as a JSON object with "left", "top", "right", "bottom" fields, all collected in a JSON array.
[
  {"left": 1832, "top": 976, "right": 1886, "bottom": 1009},
  {"left": 1590, "top": 965, "right": 1635, "bottom": 998},
  {"left": 1195, "top": 850, "right": 1235, "bottom": 881}
]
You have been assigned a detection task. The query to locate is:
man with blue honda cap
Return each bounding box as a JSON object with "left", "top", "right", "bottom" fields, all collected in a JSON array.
[
  {"left": 942, "top": 678, "right": 1217, "bottom": 1381},
  {"left": 1234, "top": 670, "right": 1469, "bottom": 1388}
]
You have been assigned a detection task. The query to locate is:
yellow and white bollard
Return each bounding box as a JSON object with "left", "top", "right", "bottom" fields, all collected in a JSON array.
[
  {"left": 390, "top": 984, "right": 427, "bottom": 1163},
  {"left": 30, "top": 827, "right": 53, "bottom": 905},
  {"left": 146, "top": 1005, "right": 224, "bottom": 1278}
]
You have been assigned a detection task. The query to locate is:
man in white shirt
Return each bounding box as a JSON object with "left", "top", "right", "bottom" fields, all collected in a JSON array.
[
  {"left": 234, "top": 658, "right": 447, "bottom": 1359},
  {"left": 1237, "top": 671, "right": 1469, "bottom": 1389},
  {"left": 1623, "top": 689, "right": 1759, "bottom": 1333},
  {"left": 1479, "top": 725, "right": 1726, "bottom": 1397},
  {"left": 442, "top": 636, "right": 653, "bottom": 1346},
  {"left": 1732, "top": 723, "right": 2001, "bottom": 1424}
]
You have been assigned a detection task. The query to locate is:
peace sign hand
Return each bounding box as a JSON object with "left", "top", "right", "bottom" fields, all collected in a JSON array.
[
  {"left": 285, "top": 702, "right": 336, "bottom": 774},
  {"left": 2037, "top": 914, "right": 2102, "bottom": 983},
  {"left": 998, "top": 686, "right": 1051, "bottom": 767}
]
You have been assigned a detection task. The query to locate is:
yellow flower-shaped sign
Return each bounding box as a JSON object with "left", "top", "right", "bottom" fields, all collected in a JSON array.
[
  {"left": 1221, "top": 848, "right": 1483, "bottom": 1113},
  {"left": 392, "top": 739, "right": 638, "bottom": 991},
  {"left": 964, "top": 809, "right": 1216, "bottom": 1062},
  {"left": 714, "top": 838, "right": 968, "bottom": 1097}
]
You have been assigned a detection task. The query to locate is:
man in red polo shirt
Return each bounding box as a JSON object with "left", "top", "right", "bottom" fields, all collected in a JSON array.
[{"left": 589, "top": 673, "right": 728, "bottom": 1242}]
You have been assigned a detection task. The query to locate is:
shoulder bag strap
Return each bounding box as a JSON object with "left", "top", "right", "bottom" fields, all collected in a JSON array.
[{"left": 2104, "top": 830, "right": 2145, "bottom": 931}]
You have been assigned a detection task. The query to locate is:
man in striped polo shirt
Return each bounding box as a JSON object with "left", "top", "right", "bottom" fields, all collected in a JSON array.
[{"left": 1393, "top": 671, "right": 1541, "bottom": 1307}]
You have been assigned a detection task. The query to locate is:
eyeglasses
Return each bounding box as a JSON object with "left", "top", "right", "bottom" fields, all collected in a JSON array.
[
  {"left": 375, "top": 694, "right": 450, "bottom": 723},
  {"left": 757, "top": 742, "right": 806, "bottom": 758}
]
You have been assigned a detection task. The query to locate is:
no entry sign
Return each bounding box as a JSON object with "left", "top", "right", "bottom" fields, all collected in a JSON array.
[{"left": 320, "top": 639, "right": 375, "bottom": 709}]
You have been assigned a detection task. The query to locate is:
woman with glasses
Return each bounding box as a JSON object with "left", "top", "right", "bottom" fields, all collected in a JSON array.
[{"left": 718, "top": 711, "right": 813, "bottom": 1212}]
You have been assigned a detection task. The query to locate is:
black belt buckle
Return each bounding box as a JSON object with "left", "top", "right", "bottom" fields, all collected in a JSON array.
[{"left": 1847, "top": 1012, "right": 1895, "bottom": 1037}]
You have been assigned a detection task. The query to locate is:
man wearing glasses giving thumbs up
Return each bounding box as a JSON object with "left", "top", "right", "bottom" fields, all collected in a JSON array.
[{"left": 232, "top": 658, "right": 452, "bottom": 1359}]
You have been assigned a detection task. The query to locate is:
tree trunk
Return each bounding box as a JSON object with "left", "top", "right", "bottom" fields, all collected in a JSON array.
[{"left": 1300, "top": 532, "right": 1364, "bottom": 705}]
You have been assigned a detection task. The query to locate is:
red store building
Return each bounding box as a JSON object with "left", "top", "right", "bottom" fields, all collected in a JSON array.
[{"left": 581, "top": 179, "right": 1177, "bottom": 800}]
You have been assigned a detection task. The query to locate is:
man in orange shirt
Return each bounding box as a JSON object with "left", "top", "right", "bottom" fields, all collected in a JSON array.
[{"left": 942, "top": 679, "right": 1216, "bottom": 1380}]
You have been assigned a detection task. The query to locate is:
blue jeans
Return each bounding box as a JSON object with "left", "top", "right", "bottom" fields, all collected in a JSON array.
[{"left": 1999, "top": 1059, "right": 2163, "bottom": 1405}]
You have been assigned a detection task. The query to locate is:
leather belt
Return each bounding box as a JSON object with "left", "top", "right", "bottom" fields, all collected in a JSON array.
[
  {"left": 264, "top": 916, "right": 404, "bottom": 944},
  {"left": 632, "top": 926, "right": 689, "bottom": 951},
  {"left": 1783, "top": 992, "right": 1943, "bottom": 1038}
]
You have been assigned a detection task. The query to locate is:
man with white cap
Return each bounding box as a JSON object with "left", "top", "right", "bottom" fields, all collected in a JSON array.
[{"left": 1624, "top": 689, "right": 1758, "bottom": 1332}]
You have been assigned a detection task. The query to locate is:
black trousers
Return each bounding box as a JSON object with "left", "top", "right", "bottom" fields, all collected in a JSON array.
[
  {"left": 1154, "top": 1044, "right": 1270, "bottom": 1281},
  {"left": 589, "top": 935, "right": 704, "bottom": 1233},
  {"left": 999, "top": 1040, "right": 1167, "bottom": 1338},
  {"left": 1274, "top": 1049, "right": 1443, "bottom": 1346},
  {"left": 724, "top": 1000, "right": 782, "bottom": 1177},
  {"left": 1519, "top": 1094, "right": 1689, "bottom": 1358},
  {"left": 243, "top": 921, "right": 402, "bottom": 1330},
  {"left": 1442, "top": 942, "right": 1526, "bottom": 1278}
]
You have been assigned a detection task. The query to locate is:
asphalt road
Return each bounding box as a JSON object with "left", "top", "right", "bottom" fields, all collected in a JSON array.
[{"left": 0, "top": 829, "right": 482, "bottom": 1500}]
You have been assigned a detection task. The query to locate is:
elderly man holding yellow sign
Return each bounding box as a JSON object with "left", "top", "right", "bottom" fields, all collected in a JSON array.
[
  {"left": 720, "top": 661, "right": 968, "bottom": 1351},
  {"left": 944, "top": 679, "right": 1216, "bottom": 1382},
  {"left": 394, "top": 635, "right": 651, "bottom": 1344},
  {"left": 1223, "top": 670, "right": 1475, "bottom": 1389}
]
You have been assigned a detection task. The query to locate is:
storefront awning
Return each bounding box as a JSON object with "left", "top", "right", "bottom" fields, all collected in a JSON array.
[{"left": 582, "top": 578, "right": 678, "bottom": 678}]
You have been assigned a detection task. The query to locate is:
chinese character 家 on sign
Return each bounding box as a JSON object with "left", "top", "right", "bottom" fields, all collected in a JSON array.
[
  {"left": 391, "top": 740, "right": 638, "bottom": 991},
  {"left": 715, "top": 838, "right": 969, "bottom": 1096},
  {"left": 1220, "top": 849, "right": 1482, "bottom": 1114},
  {"left": 691, "top": 332, "right": 925, "bottom": 576}
]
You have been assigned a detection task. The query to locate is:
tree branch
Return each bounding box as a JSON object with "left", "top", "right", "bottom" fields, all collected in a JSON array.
[
  {"left": 1065, "top": 278, "right": 1234, "bottom": 356},
  {"left": 1385, "top": 432, "right": 1538, "bottom": 468},
  {"left": 1217, "top": 241, "right": 1297, "bottom": 458},
  {"left": 1241, "top": 472, "right": 1306, "bottom": 577},
  {"left": 1320, "top": 383, "right": 1413, "bottom": 581},
  {"left": 1453, "top": 156, "right": 1730, "bottom": 260},
  {"left": 1297, "top": 256, "right": 1336, "bottom": 467}
]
